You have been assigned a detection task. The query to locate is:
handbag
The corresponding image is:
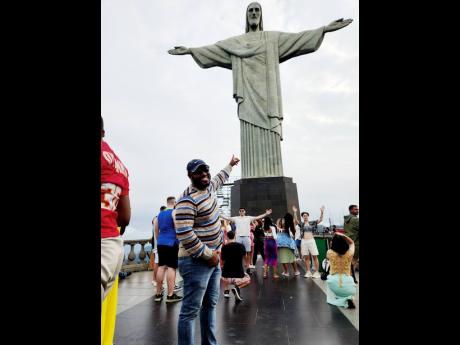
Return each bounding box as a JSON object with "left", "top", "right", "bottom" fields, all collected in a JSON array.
[{"left": 321, "top": 259, "right": 330, "bottom": 280}]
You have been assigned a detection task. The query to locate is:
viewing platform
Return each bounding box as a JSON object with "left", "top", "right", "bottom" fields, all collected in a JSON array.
[{"left": 113, "top": 240, "right": 359, "bottom": 345}]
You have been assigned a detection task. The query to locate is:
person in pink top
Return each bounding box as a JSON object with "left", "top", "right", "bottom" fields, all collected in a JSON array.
[{"left": 248, "top": 221, "right": 256, "bottom": 268}]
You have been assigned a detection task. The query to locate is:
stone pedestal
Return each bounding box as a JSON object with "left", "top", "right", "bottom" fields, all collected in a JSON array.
[{"left": 231, "top": 177, "right": 300, "bottom": 221}]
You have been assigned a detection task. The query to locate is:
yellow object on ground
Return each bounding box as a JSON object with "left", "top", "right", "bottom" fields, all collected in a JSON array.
[
  {"left": 101, "top": 226, "right": 121, "bottom": 345},
  {"left": 101, "top": 277, "right": 118, "bottom": 345}
]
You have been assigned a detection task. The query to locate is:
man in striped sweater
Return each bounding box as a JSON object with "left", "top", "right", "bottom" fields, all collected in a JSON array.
[{"left": 174, "top": 155, "right": 240, "bottom": 345}]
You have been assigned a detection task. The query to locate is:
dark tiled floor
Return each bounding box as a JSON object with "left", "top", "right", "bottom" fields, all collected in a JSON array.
[{"left": 115, "top": 264, "right": 358, "bottom": 345}]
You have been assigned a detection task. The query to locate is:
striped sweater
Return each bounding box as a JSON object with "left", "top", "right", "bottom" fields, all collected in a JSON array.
[{"left": 175, "top": 164, "right": 232, "bottom": 259}]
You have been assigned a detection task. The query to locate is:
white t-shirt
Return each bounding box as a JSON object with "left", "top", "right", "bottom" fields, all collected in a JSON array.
[
  {"left": 294, "top": 224, "right": 301, "bottom": 241},
  {"left": 229, "top": 216, "right": 255, "bottom": 237}
]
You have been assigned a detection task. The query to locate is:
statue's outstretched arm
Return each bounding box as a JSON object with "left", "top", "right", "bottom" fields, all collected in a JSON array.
[
  {"left": 324, "top": 18, "right": 353, "bottom": 33},
  {"left": 168, "top": 43, "right": 231, "bottom": 69},
  {"left": 168, "top": 46, "right": 191, "bottom": 55}
]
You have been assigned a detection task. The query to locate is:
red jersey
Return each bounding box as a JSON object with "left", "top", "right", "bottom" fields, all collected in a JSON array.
[{"left": 101, "top": 140, "right": 129, "bottom": 238}]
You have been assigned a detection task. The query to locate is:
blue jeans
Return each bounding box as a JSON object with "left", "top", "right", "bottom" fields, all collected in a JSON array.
[{"left": 178, "top": 256, "right": 221, "bottom": 345}]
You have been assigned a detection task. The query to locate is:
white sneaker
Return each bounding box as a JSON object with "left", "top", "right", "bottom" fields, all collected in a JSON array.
[
  {"left": 304, "top": 271, "right": 312, "bottom": 278},
  {"left": 281, "top": 272, "right": 290, "bottom": 277},
  {"left": 231, "top": 287, "right": 243, "bottom": 301},
  {"left": 294, "top": 271, "right": 300, "bottom": 276},
  {"left": 312, "top": 271, "right": 321, "bottom": 279},
  {"left": 152, "top": 280, "right": 157, "bottom": 286}
]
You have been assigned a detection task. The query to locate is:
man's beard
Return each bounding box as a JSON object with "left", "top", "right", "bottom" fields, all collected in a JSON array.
[{"left": 191, "top": 173, "right": 211, "bottom": 190}]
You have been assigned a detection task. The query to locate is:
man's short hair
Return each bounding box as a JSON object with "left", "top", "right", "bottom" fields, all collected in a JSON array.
[
  {"left": 167, "top": 196, "right": 176, "bottom": 203},
  {"left": 349, "top": 204, "right": 358, "bottom": 211},
  {"left": 160, "top": 206, "right": 167, "bottom": 211},
  {"left": 227, "top": 230, "right": 235, "bottom": 240},
  {"left": 301, "top": 212, "right": 309, "bottom": 217},
  {"left": 239, "top": 207, "right": 246, "bottom": 211}
]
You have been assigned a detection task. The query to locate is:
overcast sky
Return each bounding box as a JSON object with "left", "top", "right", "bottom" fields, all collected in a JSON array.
[{"left": 101, "top": 0, "right": 359, "bottom": 239}]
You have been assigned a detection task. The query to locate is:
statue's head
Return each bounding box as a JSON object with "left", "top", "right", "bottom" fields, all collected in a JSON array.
[{"left": 245, "top": 2, "right": 263, "bottom": 33}]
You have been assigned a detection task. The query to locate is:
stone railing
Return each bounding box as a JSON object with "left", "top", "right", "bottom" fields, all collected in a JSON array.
[{"left": 121, "top": 239, "right": 152, "bottom": 273}]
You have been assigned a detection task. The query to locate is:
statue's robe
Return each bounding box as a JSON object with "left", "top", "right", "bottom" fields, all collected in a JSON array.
[{"left": 190, "top": 28, "right": 325, "bottom": 178}]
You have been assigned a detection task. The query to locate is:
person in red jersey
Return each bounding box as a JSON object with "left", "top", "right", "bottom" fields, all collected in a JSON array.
[{"left": 101, "top": 116, "right": 131, "bottom": 309}]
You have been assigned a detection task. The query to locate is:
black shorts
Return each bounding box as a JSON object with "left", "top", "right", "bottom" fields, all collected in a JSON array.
[
  {"left": 157, "top": 244, "right": 179, "bottom": 269},
  {"left": 222, "top": 268, "right": 245, "bottom": 279}
]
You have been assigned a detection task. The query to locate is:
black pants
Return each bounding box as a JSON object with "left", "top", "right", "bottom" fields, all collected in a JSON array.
[
  {"left": 252, "top": 239, "right": 265, "bottom": 265},
  {"left": 351, "top": 263, "right": 358, "bottom": 284}
]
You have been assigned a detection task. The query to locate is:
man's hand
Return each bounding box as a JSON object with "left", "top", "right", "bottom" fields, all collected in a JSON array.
[
  {"left": 266, "top": 209, "right": 272, "bottom": 215},
  {"left": 325, "top": 18, "right": 353, "bottom": 33},
  {"left": 207, "top": 251, "right": 220, "bottom": 267},
  {"left": 229, "top": 155, "right": 240, "bottom": 167},
  {"left": 168, "top": 46, "right": 191, "bottom": 55},
  {"left": 292, "top": 205, "right": 298, "bottom": 213},
  {"left": 320, "top": 206, "right": 325, "bottom": 214}
]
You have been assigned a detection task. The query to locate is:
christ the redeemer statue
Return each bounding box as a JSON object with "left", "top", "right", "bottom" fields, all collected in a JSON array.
[{"left": 169, "top": 2, "right": 352, "bottom": 179}]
